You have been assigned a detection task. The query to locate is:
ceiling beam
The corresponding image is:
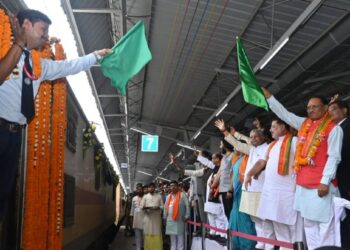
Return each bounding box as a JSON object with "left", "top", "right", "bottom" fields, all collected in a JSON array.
[
  {"left": 104, "top": 114, "right": 126, "bottom": 117},
  {"left": 137, "top": 120, "right": 218, "bottom": 138},
  {"left": 215, "top": 68, "right": 278, "bottom": 83},
  {"left": 72, "top": 8, "right": 120, "bottom": 14},
  {"left": 192, "top": 105, "right": 238, "bottom": 116},
  {"left": 98, "top": 94, "right": 122, "bottom": 98},
  {"left": 304, "top": 70, "right": 350, "bottom": 84}
]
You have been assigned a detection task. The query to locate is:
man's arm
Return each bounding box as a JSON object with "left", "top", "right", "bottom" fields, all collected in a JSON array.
[
  {"left": 183, "top": 194, "right": 190, "bottom": 220},
  {"left": 184, "top": 168, "right": 205, "bottom": 177},
  {"left": 0, "top": 16, "right": 26, "bottom": 83},
  {"left": 233, "top": 131, "right": 251, "bottom": 144},
  {"left": 244, "top": 159, "right": 267, "bottom": 190},
  {"left": 215, "top": 119, "right": 251, "bottom": 154},
  {"left": 40, "top": 49, "right": 110, "bottom": 81},
  {"left": 197, "top": 155, "right": 215, "bottom": 169},
  {"left": 130, "top": 197, "right": 135, "bottom": 216},
  {"left": 159, "top": 194, "right": 164, "bottom": 209},
  {"left": 262, "top": 88, "right": 305, "bottom": 130},
  {"left": 320, "top": 125, "right": 343, "bottom": 184},
  {"left": 224, "top": 133, "right": 251, "bottom": 155},
  {"left": 212, "top": 168, "right": 221, "bottom": 188}
]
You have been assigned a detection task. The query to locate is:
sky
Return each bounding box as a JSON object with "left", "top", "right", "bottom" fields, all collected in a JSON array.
[{"left": 23, "top": 0, "right": 126, "bottom": 190}]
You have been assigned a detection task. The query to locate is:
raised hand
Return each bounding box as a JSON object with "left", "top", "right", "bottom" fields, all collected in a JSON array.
[
  {"left": 169, "top": 153, "right": 176, "bottom": 164},
  {"left": 9, "top": 13, "right": 26, "bottom": 47},
  {"left": 261, "top": 87, "right": 272, "bottom": 98},
  {"left": 96, "top": 48, "right": 112, "bottom": 57},
  {"left": 214, "top": 119, "right": 226, "bottom": 132},
  {"left": 329, "top": 94, "right": 339, "bottom": 104}
]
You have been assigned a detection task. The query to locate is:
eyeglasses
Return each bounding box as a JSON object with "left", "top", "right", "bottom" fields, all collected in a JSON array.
[{"left": 306, "top": 104, "right": 323, "bottom": 111}]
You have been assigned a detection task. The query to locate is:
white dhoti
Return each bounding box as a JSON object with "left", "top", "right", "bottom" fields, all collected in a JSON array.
[
  {"left": 205, "top": 203, "right": 228, "bottom": 238},
  {"left": 263, "top": 213, "right": 304, "bottom": 250},
  {"left": 304, "top": 216, "right": 335, "bottom": 250},
  {"left": 250, "top": 215, "right": 265, "bottom": 249},
  {"left": 170, "top": 235, "right": 184, "bottom": 250}
]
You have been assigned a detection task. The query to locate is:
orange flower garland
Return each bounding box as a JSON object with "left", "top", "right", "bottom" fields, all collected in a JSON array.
[
  {"left": 32, "top": 49, "right": 43, "bottom": 78},
  {"left": 23, "top": 44, "right": 52, "bottom": 250},
  {"left": 294, "top": 113, "right": 333, "bottom": 172},
  {"left": 47, "top": 42, "right": 67, "bottom": 250},
  {"left": 0, "top": 9, "right": 11, "bottom": 60},
  {"left": 0, "top": 9, "right": 12, "bottom": 80}
]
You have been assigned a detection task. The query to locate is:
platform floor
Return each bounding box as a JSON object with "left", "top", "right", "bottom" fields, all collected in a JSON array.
[{"left": 110, "top": 226, "right": 135, "bottom": 250}]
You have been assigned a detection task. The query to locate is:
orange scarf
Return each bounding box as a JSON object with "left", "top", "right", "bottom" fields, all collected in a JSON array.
[
  {"left": 166, "top": 192, "right": 181, "bottom": 221},
  {"left": 230, "top": 153, "right": 249, "bottom": 183},
  {"left": 267, "top": 133, "right": 293, "bottom": 176},
  {"left": 238, "top": 155, "right": 249, "bottom": 183}
]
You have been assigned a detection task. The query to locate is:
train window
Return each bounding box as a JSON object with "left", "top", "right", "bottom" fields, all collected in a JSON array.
[{"left": 64, "top": 174, "right": 75, "bottom": 227}]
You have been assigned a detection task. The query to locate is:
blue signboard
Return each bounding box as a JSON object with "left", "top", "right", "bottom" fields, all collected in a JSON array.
[{"left": 141, "top": 135, "right": 159, "bottom": 152}]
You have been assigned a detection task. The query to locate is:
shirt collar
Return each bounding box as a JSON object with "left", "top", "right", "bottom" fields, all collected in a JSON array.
[{"left": 338, "top": 117, "right": 347, "bottom": 125}]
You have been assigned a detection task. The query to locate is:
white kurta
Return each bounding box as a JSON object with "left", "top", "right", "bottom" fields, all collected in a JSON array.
[
  {"left": 204, "top": 173, "right": 224, "bottom": 215},
  {"left": 243, "top": 143, "right": 268, "bottom": 192},
  {"left": 267, "top": 95, "right": 343, "bottom": 223},
  {"left": 141, "top": 193, "right": 164, "bottom": 235},
  {"left": 131, "top": 195, "right": 144, "bottom": 229},
  {"left": 257, "top": 136, "right": 298, "bottom": 225}
]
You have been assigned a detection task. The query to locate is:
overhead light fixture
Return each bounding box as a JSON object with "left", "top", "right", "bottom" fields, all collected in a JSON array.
[
  {"left": 259, "top": 37, "right": 289, "bottom": 70},
  {"left": 215, "top": 103, "right": 228, "bottom": 117},
  {"left": 156, "top": 176, "right": 171, "bottom": 182},
  {"left": 130, "top": 127, "right": 152, "bottom": 136},
  {"left": 176, "top": 143, "right": 197, "bottom": 151},
  {"left": 124, "top": 101, "right": 128, "bottom": 115},
  {"left": 126, "top": 134, "right": 129, "bottom": 142},
  {"left": 138, "top": 170, "right": 153, "bottom": 176},
  {"left": 193, "top": 131, "right": 201, "bottom": 140}
]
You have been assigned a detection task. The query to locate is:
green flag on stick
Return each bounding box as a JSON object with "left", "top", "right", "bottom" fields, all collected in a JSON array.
[
  {"left": 100, "top": 21, "right": 152, "bottom": 96},
  {"left": 236, "top": 36, "right": 269, "bottom": 111}
]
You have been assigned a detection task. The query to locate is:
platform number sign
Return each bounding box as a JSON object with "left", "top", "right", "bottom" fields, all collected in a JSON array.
[{"left": 141, "top": 135, "right": 159, "bottom": 152}]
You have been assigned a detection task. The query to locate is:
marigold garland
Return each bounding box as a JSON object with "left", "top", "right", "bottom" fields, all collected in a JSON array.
[
  {"left": 294, "top": 113, "right": 333, "bottom": 172},
  {"left": 23, "top": 42, "right": 66, "bottom": 250},
  {"left": 0, "top": 10, "right": 12, "bottom": 79},
  {"left": 23, "top": 44, "right": 52, "bottom": 249},
  {"left": 47, "top": 41, "right": 67, "bottom": 250}
]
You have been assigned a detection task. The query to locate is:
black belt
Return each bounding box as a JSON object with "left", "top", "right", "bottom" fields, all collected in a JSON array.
[{"left": 0, "top": 118, "right": 26, "bottom": 133}]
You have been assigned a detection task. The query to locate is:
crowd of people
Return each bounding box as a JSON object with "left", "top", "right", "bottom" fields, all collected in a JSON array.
[
  {"left": 125, "top": 88, "right": 350, "bottom": 250},
  {"left": 1, "top": 7, "right": 350, "bottom": 250}
]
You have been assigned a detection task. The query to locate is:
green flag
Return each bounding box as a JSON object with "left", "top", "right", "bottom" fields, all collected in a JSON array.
[
  {"left": 100, "top": 21, "right": 152, "bottom": 96},
  {"left": 236, "top": 37, "right": 269, "bottom": 111}
]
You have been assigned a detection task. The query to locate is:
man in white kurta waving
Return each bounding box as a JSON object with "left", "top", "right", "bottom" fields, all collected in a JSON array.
[{"left": 262, "top": 88, "right": 343, "bottom": 250}]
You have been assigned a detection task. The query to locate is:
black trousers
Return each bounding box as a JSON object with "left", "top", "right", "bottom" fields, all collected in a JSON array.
[
  {"left": 339, "top": 186, "right": 350, "bottom": 248},
  {"left": 0, "top": 127, "right": 22, "bottom": 220},
  {"left": 220, "top": 192, "right": 232, "bottom": 220}
]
